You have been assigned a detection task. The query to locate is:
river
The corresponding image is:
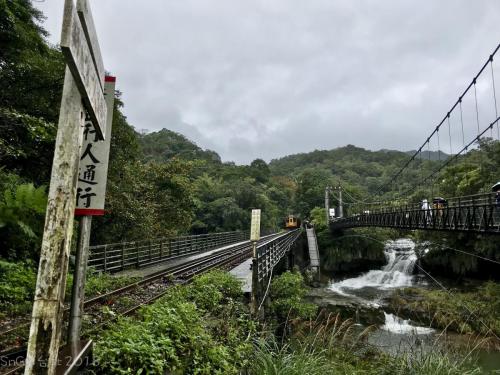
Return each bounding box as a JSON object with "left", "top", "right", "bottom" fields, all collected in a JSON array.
[{"left": 309, "top": 238, "right": 500, "bottom": 373}]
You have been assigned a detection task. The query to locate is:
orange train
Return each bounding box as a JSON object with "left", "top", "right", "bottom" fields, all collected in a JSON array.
[{"left": 284, "top": 215, "right": 301, "bottom": 229}]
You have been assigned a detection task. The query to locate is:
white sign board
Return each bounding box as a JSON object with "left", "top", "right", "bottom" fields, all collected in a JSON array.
[
  {"left": 329, "top": 208, "right": 336, "bottom": 218},
  {"left": 61, "top": 0, "right": 106, "bottom": 139},
  {"left": 75, "top": 76, "right": 115, "bottom": 215},
  {"left": 250, "top": 209, "right": 261, "bottom": 241}
]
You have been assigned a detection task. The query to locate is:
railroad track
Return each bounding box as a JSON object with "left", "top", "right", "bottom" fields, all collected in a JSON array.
[{"left": 0, "top": 233, "right": 280, "bottom": 374}]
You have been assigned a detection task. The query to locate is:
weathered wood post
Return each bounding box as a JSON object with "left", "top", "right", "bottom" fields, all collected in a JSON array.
[{"left": 25, "top": 1, "right": 107, "bottom": 373}]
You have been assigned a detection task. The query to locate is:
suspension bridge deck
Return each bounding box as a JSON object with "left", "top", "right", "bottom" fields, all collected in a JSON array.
[{"left": 330, "top": 193, "right": 500, "bottom": 234}]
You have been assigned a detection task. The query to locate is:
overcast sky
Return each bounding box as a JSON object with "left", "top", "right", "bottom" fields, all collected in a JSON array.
[{"left": 35, "top": 1, "right": 500, "bottom": 164}]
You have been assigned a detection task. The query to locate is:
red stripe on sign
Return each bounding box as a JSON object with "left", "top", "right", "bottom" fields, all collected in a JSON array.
[
  {"left": 75, "top": 208, "right": 106, "bottom": 216},
  {"left": 105, "top": 75, "right": 116, "bottom": 82}
]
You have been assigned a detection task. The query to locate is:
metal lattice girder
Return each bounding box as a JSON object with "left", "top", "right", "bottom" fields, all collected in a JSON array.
[{"left": 255, "top": 229, "right": 301, "bottom": 282}]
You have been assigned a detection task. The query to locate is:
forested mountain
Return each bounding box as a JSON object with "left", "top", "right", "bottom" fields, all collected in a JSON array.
[
  {"left": 270, "top": 145, "right": 417, "bottom": 194},
  {"left": 140, "top": 129, "right": 221, "bottom": 164}
]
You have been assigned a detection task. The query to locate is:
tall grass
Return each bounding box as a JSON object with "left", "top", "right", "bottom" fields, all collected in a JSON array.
[
  {"left": 249, "top": 311, "right": 483, "bottom": 375},
  {"left": 251, "top": 339, "right": 332, "bottom": 375}
]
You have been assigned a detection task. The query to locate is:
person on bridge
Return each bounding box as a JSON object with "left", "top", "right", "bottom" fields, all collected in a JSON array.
[{"left": 421, "top": 199, "right": 431, "bottom": 223}]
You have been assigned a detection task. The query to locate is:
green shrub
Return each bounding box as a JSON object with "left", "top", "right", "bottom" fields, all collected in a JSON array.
[
  {"left": 270, "top": 271, "right": 317, "bottom": 319},
  {"left": 0, "top": 260, "right": 36, "bottom": 315},
  {"left": 94, "top": 272, "right": 250, "bottom": 374},
  {"left": 0, "top": 170, "right": 47, "bottom": 260},
  {"left": 96, "top": 300, "right": 242, "bottom": 374},
  {"left": 188, "top": 270, "right": 242, "bottom": 312},
  {"left": 84, "top": 273, "right": 139, "bottom": 297},
  {"left": 94, "top": 317, "right": 173, "bottom": 374}
]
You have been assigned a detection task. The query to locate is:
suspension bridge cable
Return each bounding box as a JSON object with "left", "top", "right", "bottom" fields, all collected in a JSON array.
[
  {"left": 459, "top": 99, "right": 465, "bottom": 146},
  {"left": 474, "top": 81, "right": 480, "bottom": 134},
  {"left": 332, "top": 44, "right": 500, "bottom": 209},
  {"left": 420, "top": 115, "right": 500, "bottom": 186},
  {"left": 358, "top": 108, "right": 497, "bottom": 204},
  {"left": 441, "top": 246, "right": 500, "bottom": 266},
  {"left": 447, "top": 115, "right": 453, "bottom": 155},
  {"left": 390, "top": 114, "right": 500, "bottom": 200},
  {"left": 490, "top": 58, "right": 499, "bottom": 139},
  {"left": 372, "top": 43, "right": 500, "bottom": 197}
]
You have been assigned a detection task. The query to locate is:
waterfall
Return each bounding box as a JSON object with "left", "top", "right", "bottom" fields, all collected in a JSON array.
[
  {"left": 327, "top": 238, "right": 434, "bottom": 338},
  {"left": 329, "top": 239, "right": 417, "bottom": 295},
  {"left": 381, "top": 312, "right": 434, "bottom": 334}
]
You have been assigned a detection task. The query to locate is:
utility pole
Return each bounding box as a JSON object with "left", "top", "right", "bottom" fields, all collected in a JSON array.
[
  {"left": 338, "top": 186, "right": 343, "bottom": 218},
  {"left": 324, "top": 186, "right": 331, "bottom": 223},
  {"left": 333, "top": 185, "right": 343, "bottom": 218}
]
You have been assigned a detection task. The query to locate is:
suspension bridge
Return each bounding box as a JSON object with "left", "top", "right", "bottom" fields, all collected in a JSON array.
[{"left": 329, "top": 44, "right": 500, "bottom": 235}]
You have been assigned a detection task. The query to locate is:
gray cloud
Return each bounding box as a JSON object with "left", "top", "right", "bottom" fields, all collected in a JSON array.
[{"left": 35, "top": 0, "right": 500, "bottom": 164}]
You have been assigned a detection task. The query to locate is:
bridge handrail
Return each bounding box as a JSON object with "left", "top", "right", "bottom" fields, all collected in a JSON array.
[
  {"left": 331, "top": 192, "right": 499, "bottom": 234},
  {"left": 349, "top": 192, "right": 498, "bottom": 215},
  {"left": 255, "top": 229, "right": 301, "bottom": 282},
  {"left": 88, "top": 230, "right": 249, "bottom": 273}
]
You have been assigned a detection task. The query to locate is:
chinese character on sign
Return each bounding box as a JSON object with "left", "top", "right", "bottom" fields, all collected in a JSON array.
[
  {"left": 83, "top": 122, "right": 98, "bottom": 142},
  {"left": 76, "top": 187, "right": 96, "bottom": 208},
  {"left": 75, "top": 76, "right": 116, "bottom": 216},
  {"left": 79, "top": 165, "right": 97, "bottom": 185},
  {"left": 80, "top": 143, "right": 100, "bottom": 163}
]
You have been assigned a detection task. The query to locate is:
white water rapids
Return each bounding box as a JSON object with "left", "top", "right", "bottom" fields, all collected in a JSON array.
[
  {"left": 329, "top": 239, "right": 417, "bottom": 296},
  {"left": 328, "top": 238, "right": 433, "bottom": 335},
  {"left": 382, "top": 312, "right": 434, "bottom": 334}
]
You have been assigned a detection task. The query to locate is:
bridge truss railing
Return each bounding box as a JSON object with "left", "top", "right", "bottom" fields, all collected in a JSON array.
[
  {"left": 88, "top": 231, "right": 249, "bottom": 273},
  {"left": 255, "top": 229, "right": 302, "bottom": 282},
  {"left": 251, "top": 229, "right": 302, "bottom": 313},
  {"left": 331, "top": 192, "right": 500, "bottom": 234}
]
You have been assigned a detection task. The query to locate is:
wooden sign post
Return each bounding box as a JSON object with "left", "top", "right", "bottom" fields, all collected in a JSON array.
[
  {"left": 250, "top": 209, "right": 261, "bottom": 316},
  {"left": 25, "top": 1, "right": 106, "bottom": 373}
]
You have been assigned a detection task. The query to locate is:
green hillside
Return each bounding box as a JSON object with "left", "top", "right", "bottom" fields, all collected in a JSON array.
[{"left": 140, "top": 129, "right": 221, "bottom": 164}]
